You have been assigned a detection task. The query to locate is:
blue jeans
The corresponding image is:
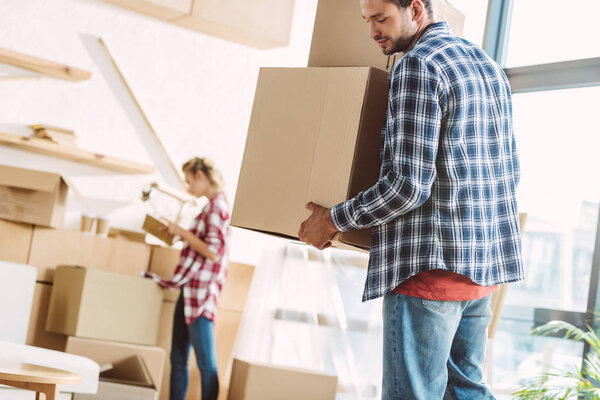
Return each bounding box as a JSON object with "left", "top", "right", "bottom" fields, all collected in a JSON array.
[
  {"left": 382, "top": 292, "right": 494, "bottom": 400},
  {"left": 170, "top": 295, "right": 219, "bottom": 400}
]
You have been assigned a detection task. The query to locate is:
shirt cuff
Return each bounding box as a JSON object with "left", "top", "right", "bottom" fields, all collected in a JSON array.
[{"left": 331, "top": 202, "right": 360, "bottom": 232}]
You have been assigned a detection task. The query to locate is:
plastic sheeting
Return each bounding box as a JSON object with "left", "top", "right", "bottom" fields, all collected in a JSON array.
[{"left": 234, "top": 240, "right": 383, "bottom": 400}]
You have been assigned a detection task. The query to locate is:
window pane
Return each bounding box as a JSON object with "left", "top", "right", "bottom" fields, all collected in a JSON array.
[
  {"left": 506, "top": 86, "right": 600, "bottom": 312},
  {"left": 506, "top": 0, "right": 600, "bottom": 67},
  {"left": 445, "top": 0, "right": 488, "bottom": 47}
]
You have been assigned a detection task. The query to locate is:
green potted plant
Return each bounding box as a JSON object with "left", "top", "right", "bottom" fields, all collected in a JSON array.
[{"left": 512, "top": 320, "right": 600, "bottom": 399}]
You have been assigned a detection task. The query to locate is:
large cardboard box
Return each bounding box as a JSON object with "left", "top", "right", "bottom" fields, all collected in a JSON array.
[
  {"left": 0, "top": 219, "right": 33, "bottom": 264},
  {"left": 171, "top": 0, "right": 295, "bottom": 49},
  {"left": 219, "top": 262, "right": 255, "bottom": 312},
  {"left": 66, "top": 337, "right": 165, "bottom": 396},
  {"left": 74, "top": 354, "right": 157, "bottom": 400},
  {"left": 26, "top": 282, "right": 68, "bottom": 351},
  {"left": 46, "top": 266, "right": 163, "bottom": 346},
  {"left": 228, "top": 359, "right": 338, "bottom": 400},
  {"left": 100, "top": 0, "right": 192, "bottom": 20},
  {"left": 149, "top": 246, "right": 181, "bottom": 278},
  {"left": 232, "top": 67, "right": 388, "bottom": 250},
  {"left": 149, "top": 245, "right": 181, "bottom": 302},
  {"left": 156, "top": 301, "right": 176, "bottom": 400},
  {"left": 308, "top": 0, "right": 465, "bottom": 71},
  {"left": 0, "top": 165, "right": 69, "bottom": 228},
  {"left": 28, "top": 227, "right": 151, "bottom": 282}
]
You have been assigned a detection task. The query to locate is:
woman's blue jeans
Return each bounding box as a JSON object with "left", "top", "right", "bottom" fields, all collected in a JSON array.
[
  {"left": 170, "top": 295, "right": 219, "bottom": 400},
  {"left": 382, "top": 292, "right": 495, "bottom": 400}
]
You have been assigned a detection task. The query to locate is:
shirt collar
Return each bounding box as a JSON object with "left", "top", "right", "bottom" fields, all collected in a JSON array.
[{"left": 412, "top": 21, "right": 451, "bottom": 49}]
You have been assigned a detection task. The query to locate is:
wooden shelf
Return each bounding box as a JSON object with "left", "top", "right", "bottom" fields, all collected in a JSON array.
[
  {"left": 0, "top": 131, "right": 154, "bottom": 174},
  {"left": 0, "top": 47, "right": 91, "bottom": 82}
]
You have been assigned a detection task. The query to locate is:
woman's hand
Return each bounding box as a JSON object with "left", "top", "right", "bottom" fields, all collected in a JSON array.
[{"left": 159, "top": 221, "right": 185, "bottom": 237}]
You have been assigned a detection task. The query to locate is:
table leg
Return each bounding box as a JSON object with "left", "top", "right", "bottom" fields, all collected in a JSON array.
[
  {"left": 35, "top": 392, "right": 41, "bottom": 400},
  {"left": 42, "top": 384, "right": 60, "bottom": 400}
]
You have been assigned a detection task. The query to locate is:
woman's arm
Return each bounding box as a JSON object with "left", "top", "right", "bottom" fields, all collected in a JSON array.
[
  {"left": 179, "top": 229, "right": 218, "bottom": 262},
  {"left": 164, "top": 223, "right": 218, "bottom": 262}
]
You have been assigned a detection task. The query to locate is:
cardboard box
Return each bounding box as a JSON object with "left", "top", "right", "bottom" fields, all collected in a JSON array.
[
  {"left": 156, "top": 305, "right": 245, "bottom": 400},
  {"left": 149, "top": 246, "right": 181, "bottom": 279},
  {"left": 232, "top": 67, "right": 389, "bottom": 250},
  {"left": 75, "top": 381, "right": 155, "bottom": 400},
  {"left": 219, "top": 262, "right": 255, "bottom": 312},
  {"left": 74, "top": 354, "right": 157, "bottom": 400},
  {"left": 171, "top": 0, "right": 295, "bottom": 49},
  {"left": 0, "top": 219, "right": 33, "bottom": 264},
  {"left": 28, "top": 227, "right": 151, "bottom": 282},
  {"left": 26, "top": 282, "right": 68, "bottom": 351},
  {"left": 46, "top": 266, "right": 163, "bottom": 346},
  {"left": 149, "top": 246, "right": 181, "bottom": 302},
  {"left": 0, "top": 164, "right": 69, "bottom": 228},
  {"left": 308, "top": 0, "right": 465, "bottom": 71},
  {"left": 66, "top": 337, "right": 165, "bottom": 395},
  {"left": 100, "top": 0, "right": 192, "bottom": 20},
  {"left": 228, "top": 359, "right": 338, "bottom": 400},
  {"left": 143, "top": 215, "right": 175, "bottom": 246},
  {"left": 156, "top": 301, "right": 176, "bottom": 400},
  {"left": 108, "top": 227, "right": 147, "bottom": 243}
]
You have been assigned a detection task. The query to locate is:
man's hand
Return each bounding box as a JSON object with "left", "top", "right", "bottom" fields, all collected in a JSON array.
[{"left": 298, "top": 202, "right": 339, "bottom": 250}]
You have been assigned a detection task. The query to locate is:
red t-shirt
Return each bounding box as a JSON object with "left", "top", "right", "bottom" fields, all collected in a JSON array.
[{"left": 394, "top": 269, "right": 498, "bottom": 301}]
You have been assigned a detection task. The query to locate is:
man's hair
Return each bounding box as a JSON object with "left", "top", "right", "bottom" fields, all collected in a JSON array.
[{"left": 386, "top": 0, "right": 433, "bottom": 17}]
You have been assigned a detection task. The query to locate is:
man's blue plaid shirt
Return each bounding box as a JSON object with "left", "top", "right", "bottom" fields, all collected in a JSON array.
[{"left": 331, "top": 22, "right": 524, "bottom": 302}]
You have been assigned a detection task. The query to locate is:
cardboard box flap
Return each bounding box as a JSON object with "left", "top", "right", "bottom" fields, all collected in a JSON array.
[
  {"left": 0, "top": 164, "right": 65, "bottom": 192},
  {"left": 100, "top": 354, "right": 155, "bottom": 388}
]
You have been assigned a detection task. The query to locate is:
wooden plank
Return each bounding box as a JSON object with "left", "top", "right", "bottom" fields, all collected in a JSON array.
[
  {"left": 0, "top": 131, "right": 154, "bottom": 174},
  {"left": 171, "top": 0, "right": 295, "bottom": 49},
  {"left": 96, "top": 38, "right": 186, "bottom": 188},
  {"left": 0, "top": 47, "right": 91, "bottom": 82},
  {"left": 100, "top": 0, "right": 192, "bottom": 20}
]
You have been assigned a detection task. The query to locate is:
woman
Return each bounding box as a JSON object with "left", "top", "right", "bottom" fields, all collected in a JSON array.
[{"left": 145, "top": 157, "right": 230, "bottom": 400}]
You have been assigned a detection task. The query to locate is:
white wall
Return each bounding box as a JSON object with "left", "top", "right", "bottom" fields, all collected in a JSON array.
[{"left": 0, "top": 0, "right": 318, "bottom": 265}]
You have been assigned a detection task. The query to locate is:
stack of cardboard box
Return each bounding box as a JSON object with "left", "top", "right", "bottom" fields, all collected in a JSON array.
[
  {"left": 46, "top": 266, "right": 165, "bottom": 400},
  {"left": 0, "top": 164, "right": 256, "bottom": 400},
  {"left": 232, "top": 0, "right": 465, "bottom": 251}
]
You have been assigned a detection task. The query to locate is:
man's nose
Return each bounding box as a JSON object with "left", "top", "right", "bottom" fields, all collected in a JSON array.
[{"left": 369, "top": 23, "right": 380, "bottom": 39}]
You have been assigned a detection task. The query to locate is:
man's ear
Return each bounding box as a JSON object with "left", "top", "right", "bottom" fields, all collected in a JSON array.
[{"left": 411, "top": 0, "right": 424, "bottom": 22}]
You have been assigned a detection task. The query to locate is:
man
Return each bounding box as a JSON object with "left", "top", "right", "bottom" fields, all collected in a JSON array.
[{"left": 298, "top": 0, "right": 523, "bottom": 399}]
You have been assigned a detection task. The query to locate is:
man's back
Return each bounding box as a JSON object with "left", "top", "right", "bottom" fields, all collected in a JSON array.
[{"left": 332, "top": 22, "right": 523, "bottom": 301}]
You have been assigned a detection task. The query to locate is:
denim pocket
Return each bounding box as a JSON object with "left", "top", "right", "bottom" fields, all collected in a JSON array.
[{"left": 422, "top": 298, "right": 453, "bottom": 313}]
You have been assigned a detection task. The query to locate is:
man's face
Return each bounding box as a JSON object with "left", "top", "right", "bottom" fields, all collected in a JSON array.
[{"left": 361, "top": 0, "right": 418, "bottom": 55}]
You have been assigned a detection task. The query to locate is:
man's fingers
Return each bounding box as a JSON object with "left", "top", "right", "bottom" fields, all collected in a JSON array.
[
  {"left": 298, "top": 221, "right": 306, "bottom": 240},
  {"left": 305, "top": 202, "right": 316, "bottom": 211}
]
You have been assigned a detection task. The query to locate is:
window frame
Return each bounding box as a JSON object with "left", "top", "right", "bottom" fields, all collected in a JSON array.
[{"left": 483, "top": 0, "right": 600, "bottom": 375}]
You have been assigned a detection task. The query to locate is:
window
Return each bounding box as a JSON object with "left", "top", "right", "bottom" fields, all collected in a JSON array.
[
  {"left": 507, "top": 86, "right": 600, "bottom": 312},
  {"left": 505, "top": 0, "right": 600, "bottom": 67},
  {"left": 484, "top": 1, "right": 600, "bottom": 394}
]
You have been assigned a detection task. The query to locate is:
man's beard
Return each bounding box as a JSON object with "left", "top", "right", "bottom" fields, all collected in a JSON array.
[{"left": 382, "top": 35, "right": 414, "bottom": 55}]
